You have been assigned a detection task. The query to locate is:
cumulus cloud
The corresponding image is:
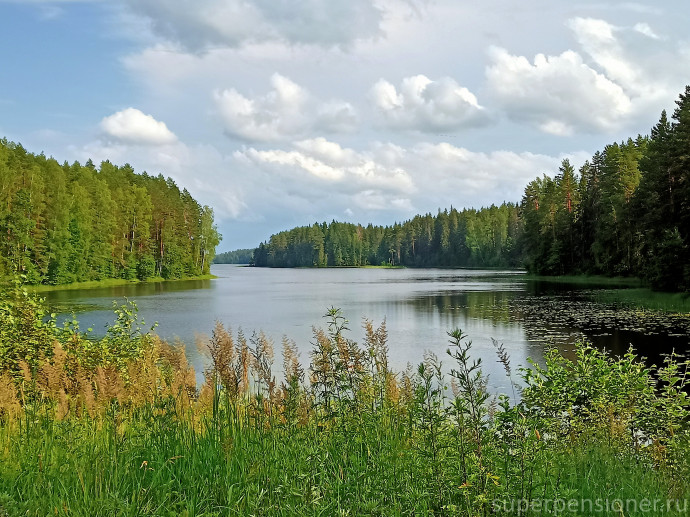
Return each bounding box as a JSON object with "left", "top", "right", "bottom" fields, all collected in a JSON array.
[
  {"left": 567, "top": 17, "right": 683, "bottom": 99},
  {"left": 214, "top": 74, "right": 308, "bottom": 142},
  {"left": 486, "top": 16, "right": 690, "bottom": 136},
  {"left": 123, "top": 0, "right": 387, "bottom": 52},
  {"left": 214, "top": 74, "right": 357, "bottom": 142},
  {"left": 486, "top": 47, "right": 631, "bottom": 135},
  {"left": 234, "top": 137, "right": 575, "bottom": 220},
  {"left": 567, "top": 17, "right": 640, "bottom": 93},
  {"left": 371, "top": 75, "right": 490, "bottom": 132},
  {"left": 100, "top": 108, "right": 177, "bottom": 145},
  {"left": 239, "top": 137, "right": 414, "bottom": 195}
]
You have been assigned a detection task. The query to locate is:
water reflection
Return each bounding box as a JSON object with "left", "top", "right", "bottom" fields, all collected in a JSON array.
[
  {"left": 41, "top": 265, "right": 688, "bottom": 391},
  {"left": 409, "top": 291, "right": 515, "bottom": 324},
  {"left": 45, "top": 278, "right": 213, "bottom": 309}
]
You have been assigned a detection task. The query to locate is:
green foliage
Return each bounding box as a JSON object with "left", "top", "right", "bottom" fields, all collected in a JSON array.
[
  {"left": 136, "top": 254, "right": 157, "bottom": 281},
  {"left": 0, "top": 279, "right": 154, "bottom": 381},
  {"left": 213, "top": 247, "right": 254, "bottom": 264},
  {"left": 521, "top": 86, "right": 690, "bottom": 291},
  {"left": 1, "top": 298, "right": 690, "bottom": 514},
  {"left": 0, "top": 139, "right": 221, "bottom": 286},
  {"left": 0, "top": 277, "right": 57, "bottom": 375},
  {"left": 254, "top": 205, "right": 521, "bottom": 269}
]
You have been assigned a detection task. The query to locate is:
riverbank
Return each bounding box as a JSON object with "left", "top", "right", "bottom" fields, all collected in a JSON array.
[{"left": 24, "top": 274, "right": 217, "bottom": 293}]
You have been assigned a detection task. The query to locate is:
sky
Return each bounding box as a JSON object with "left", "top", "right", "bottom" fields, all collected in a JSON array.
[{"left": 1, "top": 0, "right": 689, "bottom": 250}]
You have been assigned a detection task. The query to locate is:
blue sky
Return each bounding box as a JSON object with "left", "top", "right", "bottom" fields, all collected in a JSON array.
[{"left": 1, "top": 0, "right": 689, "bottom": 249}]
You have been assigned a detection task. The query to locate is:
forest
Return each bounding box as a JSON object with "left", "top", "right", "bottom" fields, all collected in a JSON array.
[
  {"left": 521, "top": 86, "right": 690, "bottom": 291},
  {"left": 253, "top": 86, "right": 690, "bottom": 292},
  {"left": 213, "top": 248, "right": 254, "bottom": 264},
  {"left": 252, "top": 203, "right": 522, "bottom": 269},
  {"left": 0, "top": 139, "right": 220, "bottom": 285}
]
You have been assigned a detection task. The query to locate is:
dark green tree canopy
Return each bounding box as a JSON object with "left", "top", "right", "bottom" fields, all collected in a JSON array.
[{"left": 0, "top": 139, "right": 221, "bottom": 285}]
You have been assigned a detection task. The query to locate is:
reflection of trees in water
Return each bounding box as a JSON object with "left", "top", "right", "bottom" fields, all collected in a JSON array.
[
  {"left": 512, "top": 294, "right": 690, "bottom": 364},
  {"left": 408, "top": 291, "right": 514, "bottom": 325},
  {"left": 408, "top": 289, "right": 690, "bottom": 368},
  {"left": 43, "top": 278, "right": 213, "bottom": 307}
]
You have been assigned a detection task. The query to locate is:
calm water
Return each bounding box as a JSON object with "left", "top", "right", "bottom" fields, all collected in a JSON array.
[{"left": 43, "top": 264, "right": 690, "bottom": 391}]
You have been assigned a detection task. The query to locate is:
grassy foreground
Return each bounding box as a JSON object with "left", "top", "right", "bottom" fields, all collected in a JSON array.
[{"left": 1, "top": 285, "right": 689, "bottom": 515}]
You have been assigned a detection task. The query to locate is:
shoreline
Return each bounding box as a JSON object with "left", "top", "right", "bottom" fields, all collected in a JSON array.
[{"left": 25, "top": 274, "right": 217, "bottom": 293}]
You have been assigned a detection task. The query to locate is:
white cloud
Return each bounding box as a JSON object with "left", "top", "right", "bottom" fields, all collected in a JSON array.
[
  {"left": 214, "top": 74, "right": 358, "bottom": 142},
  {"left": 214, "top": 74, "right": 308, "bottom": 142},
  {"left": 567, "top": 18, "right": 640, "bottom": 93},
  {"left": 633, "top": 22, "right": 660, "bottom": 39},
  {"left": 123, "top": 0, "right": 387, "bottom": 52},
  {"left": 234, "top": 137, "right": 578, "bottom": 221},
  {"left": 483, "top": 16, "right": 690, "bottom": 136},
  {"left": 315, "top": 101, "right": 358, "bottom": 133},
  {"left": 401, "top": 143, "right": 573, "bottom": 206},
  {"left": 100, "top": 108, "right": 177, "bottom": 145},
  {"left": 371, "top": 75, "right": 489, "bottom": 132},
  {"left": 486, "top": 47, "right": 632, "bottom": 135},
  {"left": 240, "top": 137, "right": 414, "bottom": 194}
]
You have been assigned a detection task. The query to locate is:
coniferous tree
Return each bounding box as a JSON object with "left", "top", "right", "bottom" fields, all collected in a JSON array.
[{"left": 0, "top": 139, "right": 220, "bottom": 285}]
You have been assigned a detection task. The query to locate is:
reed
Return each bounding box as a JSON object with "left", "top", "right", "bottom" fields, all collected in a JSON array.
[{"left": 0, "top": 293, "right": 689, "bottom": 515}]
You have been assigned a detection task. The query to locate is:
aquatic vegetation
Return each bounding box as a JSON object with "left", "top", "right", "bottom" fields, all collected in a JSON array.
[{"left": 0, "top": 289, "right": 689, "bottom": 515}]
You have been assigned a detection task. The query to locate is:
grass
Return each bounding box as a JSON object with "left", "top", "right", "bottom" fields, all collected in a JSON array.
[
  {"left": 26, "top": 274, "right": 217, "bottom": 293},
  {"left": 524, "top": 274, "right": 644, "bottom": 287},
  {"left": 5, "top": 409, "right": 683, "bottom": 517},
  {"left": 1, "top": 293, "right": 689, "bottom": 515},
  {"left": 593, "top": 287, "right": 690, "bottom": 313}
]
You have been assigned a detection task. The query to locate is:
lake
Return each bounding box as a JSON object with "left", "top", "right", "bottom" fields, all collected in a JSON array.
[{"left": 43, "top": 264, "right": 690, "bottom": 392}]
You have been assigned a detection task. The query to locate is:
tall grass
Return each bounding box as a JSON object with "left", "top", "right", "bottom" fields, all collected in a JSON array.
[{"left": 0, "top": 286, "right": 689, "bottom": 515}]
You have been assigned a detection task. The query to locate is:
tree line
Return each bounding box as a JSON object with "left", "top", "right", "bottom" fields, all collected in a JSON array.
[
  {"left": 0, "top": 139, "right": 220, "bottom": 285},
  {"left": 522, "top": 86, "right": 690, "bottom": 291},
  {"left": 213, "top": 248, "right": 254, "bottom": 264},
  {"left": 253, "top": 86, "right": 690, "bottom": 292},
  {"left": 252, "top": 203, "right": 521, "bottom": 268}
]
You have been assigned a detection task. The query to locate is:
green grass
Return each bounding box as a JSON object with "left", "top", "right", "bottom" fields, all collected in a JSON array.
[
  {"left": 593, "top": 287, "right": 690, "bottom": 313},
  {"left": 1, "top": 403, "right": 687, "bottom": 516},
  {"left": 1, "top": 296, "right": 689, "bottom": 516},
  {"left": 525, "top": 274, "right": 644, "bottom": 287},
  {"left": 26, "top": 274, "right": 217, "bottom": 293}
]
